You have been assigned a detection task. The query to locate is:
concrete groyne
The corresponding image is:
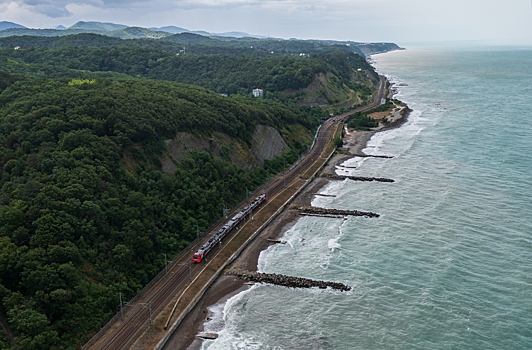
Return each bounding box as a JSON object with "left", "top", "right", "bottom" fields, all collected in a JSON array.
[
  {"left": 290, "top": 205, "right": 379, "bottom": 218},
  {"left": 226, "top": 270, "right": 351, "bottom": 292},
  {"left": 321, "top": 173, "right": 394, "bottom": 183}
]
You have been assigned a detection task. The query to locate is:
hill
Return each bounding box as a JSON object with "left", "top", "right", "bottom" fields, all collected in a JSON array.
[
  {"left": 0, "top": 22, "right": 25, "bottom": 31},
  {"left": 149, "top": 25, "right": 189, "bottom": 34},
  {"left": 0, "top": 32, "right": 388, "bottom": 103},
  {"left": 107, "top": 27, "right": 171, "bottom": 39},
  {"left": 68, "top": 21, "right": 127, "bottom": 31},
  {"left": 0, "top": 28, "right": 106, "bottom": 39},
  {"left": 0, "top": 23, "right": 402, "bottom": 58},
  {"left": 214, "top": 31, "right": 254, "bottom": 38},
  {"left": 0, "top": 72, "right": 324, "bottom": 349},
  {"left": 0, "top": 30, "right": 396, "bottom": 348},
  {"left": 0, "top": 42, "right": 378, "bottom": 108}
]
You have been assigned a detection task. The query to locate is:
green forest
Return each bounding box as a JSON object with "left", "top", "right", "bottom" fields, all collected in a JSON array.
[
  {"left": 0, "top": 47, "right": 325, "bottom": 93},
  {"left": 0, "top": 32, "right": 381, "bottom": 349},
  {"left": 347, "top": 100, "right": 395, "bottom": 130},
  {"left": 0, "top": 42, "right": 376, "bottom": 102},
  {"left": 0, "top": 31, "right": 400, "bottom": 61},
  {"left": 0, "top": 74, "right": 325, "bottom": 349}
]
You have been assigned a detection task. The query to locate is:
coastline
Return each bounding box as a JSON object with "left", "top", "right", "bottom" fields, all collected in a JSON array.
[{"left": 165, "top": 101, "right": 411, "bottom": 350}]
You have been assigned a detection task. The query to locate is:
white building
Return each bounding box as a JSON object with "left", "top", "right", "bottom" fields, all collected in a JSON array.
[{"left": 252, "top": 88, "right": 264, "bottom": 98}]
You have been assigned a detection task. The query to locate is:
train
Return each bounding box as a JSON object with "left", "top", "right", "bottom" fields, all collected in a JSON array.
[{"left": 192, "top": 193, "right": 267, "bottom": 263}]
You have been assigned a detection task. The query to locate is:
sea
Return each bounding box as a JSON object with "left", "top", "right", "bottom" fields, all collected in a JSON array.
[{"left": 197, "top": 46, "right": 532, "bottom": 349}]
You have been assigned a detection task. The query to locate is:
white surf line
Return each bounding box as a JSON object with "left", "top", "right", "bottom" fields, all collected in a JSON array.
[{"left": 155, "top": 132, "right": 339, "bottom": 350}]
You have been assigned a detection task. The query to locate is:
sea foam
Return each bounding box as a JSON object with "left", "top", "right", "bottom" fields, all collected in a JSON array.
[{"left": 202, "top": 48, "right": 532, "bottom": 349}]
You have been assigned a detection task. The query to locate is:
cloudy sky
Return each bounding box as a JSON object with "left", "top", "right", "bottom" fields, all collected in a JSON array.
[{"left": 1, "top": 0, "right": 532, "bottom": 45}]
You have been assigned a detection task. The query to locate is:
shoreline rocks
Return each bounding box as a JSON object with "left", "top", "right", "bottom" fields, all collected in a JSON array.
[
  {"left": 321, "top": 173, "right": 394, "bottom": 183},
  {"left": 352, "top": 154, "right": 393, "bottom": 159},
  {"left": 290, "top": 205, "right": 380, "bottom": 218},
  {"left": 226, "top": 270, "right": 351, "bottom": 292}
]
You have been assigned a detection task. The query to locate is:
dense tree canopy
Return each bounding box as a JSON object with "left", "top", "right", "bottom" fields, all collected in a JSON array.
[
  {"left": 0, "top": 32, "right": 398, "bottom": 62},
  {"left": 0, "top": 74, "right": 322, "bottom": 348},
  {"left": 0, "top": 45, "right": 374, "bottom": 98},
  {"left": 0, "top": 32, "right": 382, "bottom": 349}
]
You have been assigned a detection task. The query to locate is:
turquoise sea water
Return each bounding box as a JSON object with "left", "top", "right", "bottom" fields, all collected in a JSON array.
[{"left": 199, "top": 47, "right": 532, "bottom": 349}]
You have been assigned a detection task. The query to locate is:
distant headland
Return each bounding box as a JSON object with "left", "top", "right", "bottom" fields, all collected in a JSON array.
[{"left": 0, "top": 20, "right": 402, "bottom": 58}]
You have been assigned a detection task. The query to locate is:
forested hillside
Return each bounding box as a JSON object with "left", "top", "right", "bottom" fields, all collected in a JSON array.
[
  {"left": 0, "top": 27, "right": 401, "bottom": 58},
  {"left": 0, "top": 41, "right": 377, "bottom": 106},
  {"left": 0, "top": 31, "right": 386, "bottom": 349},
  {"left": 0, "top": 47, "right": 326, "bottom": 93},
  {"left": 0, "top": 72, "right": 325, "bottom": 349}
]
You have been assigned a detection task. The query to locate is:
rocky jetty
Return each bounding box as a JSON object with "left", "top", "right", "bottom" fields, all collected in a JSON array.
[
  {"left": 226, "top": 270, "right": 351, "bottom": 292},
  {"left": 312, "top": 193, "right": 337, "bottom": 197},
  {"left": 290, "top": 205, "right": 379, "bottom": 218},
  {"left": 352, "top": 154, "right": 393, "bottom": 159},
  {"left": 321, "top": 173, "right": 394, "bottom": 183}
]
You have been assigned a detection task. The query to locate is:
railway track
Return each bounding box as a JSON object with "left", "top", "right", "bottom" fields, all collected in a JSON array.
[
  {"left": 88, "top": 76, "right": 387, "bottom": 350},
  {"left": 97, "top": 261, "right": 200, "bottom": 349},
  {"left": 90, "top": 121, "right": 336, "bottom": 350}
]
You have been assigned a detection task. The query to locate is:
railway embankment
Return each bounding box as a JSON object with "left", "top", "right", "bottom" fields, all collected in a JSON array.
[
  {"left": 226, "top": 270, "right": 351, "bottom": 292},
  {"left": 161, "top": 77, "right": 389, "bottom": 349}
]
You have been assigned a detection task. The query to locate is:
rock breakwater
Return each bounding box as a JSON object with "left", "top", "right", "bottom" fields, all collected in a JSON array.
[
  {"left": 322, "top": 173, "right": 394, "bottom": 183},
  {"left": 352, "top": 154, "right": 393, "bottom": 159},
  {"left": 312, "top": 193, "right": 337, "bottom": 197},
  {"left": 226, "top": 270, "right": 351, "bottom": 291},
  {"left": 290, "top": 205, "right": 379, "bottom": 218}
]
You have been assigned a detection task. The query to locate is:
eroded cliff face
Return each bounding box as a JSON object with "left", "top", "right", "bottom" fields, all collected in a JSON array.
[
  {"left": 250, "top": 125, "right": 289, "bottom": 166},
  {"left": 159, "top": 125, "right": 292, "bottom": 173},
  {"left": 285, "top": 71, "right": 377, "bottom": 109}
]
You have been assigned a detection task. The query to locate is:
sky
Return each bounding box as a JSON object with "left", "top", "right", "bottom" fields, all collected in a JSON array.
[{"left": 1, "top": 0, "right": 532, "bottom": 45}]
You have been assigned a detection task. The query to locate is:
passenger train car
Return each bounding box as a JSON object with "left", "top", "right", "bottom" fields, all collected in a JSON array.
[{"left": 192, "top": 194, "right": 267, "bottom": 263}]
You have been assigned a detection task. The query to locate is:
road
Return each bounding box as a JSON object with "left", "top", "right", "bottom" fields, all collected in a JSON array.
[{"left": 85, "top": 75, "right": 387, "bottom": 350}]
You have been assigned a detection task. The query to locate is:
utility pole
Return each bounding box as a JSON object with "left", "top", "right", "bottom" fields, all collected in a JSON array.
[
  {"left": 139, "top": 301, "right": 152, "bottom": 326},
  {"left": 223, "top": 203, "right": 229, "bottom": 219},
  {"left": 119, "top": 292, "right": 124, "bottom": 320},
  {"left": 163, "top": 253, "right": 168, "bottom": 275},
  {"left": 149, "top": 301, "right": 152, "bottom": 325},
  {"left": 283, "top": 158, "right": 286, "bottom": 188},
  {"left": 266, "top": 173, "right": 272, "bottom": 200},
  {"left": 195, "top": 224, "right": 200, "bottom": 243}
]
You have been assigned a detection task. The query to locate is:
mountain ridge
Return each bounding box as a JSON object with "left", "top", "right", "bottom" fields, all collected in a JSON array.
[
  {"left": 68, "top": 21, "right": 128, "bottom": 31},
  {"left": 0, "top": 21, "right": 401, "bottom": 56},
  {"left": 0, "top": 21, "right": 26, "bottom": 31}
]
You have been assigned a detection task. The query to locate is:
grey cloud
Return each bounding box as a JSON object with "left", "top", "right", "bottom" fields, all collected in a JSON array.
[
  {"left": 101, "top": 0, "right": 151, "bottom": 4},
  {"left": 31, "top": 3, "right": 72, "bottom": 17},
  {"left": 7, "top": 0, "right": 76, "bottom": 17},
  {"left": 4, "top": 0, "right": 144, "bottom": 18},
  {"left": 6, "top": 0, "right": 272, "bottom": 18}
]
